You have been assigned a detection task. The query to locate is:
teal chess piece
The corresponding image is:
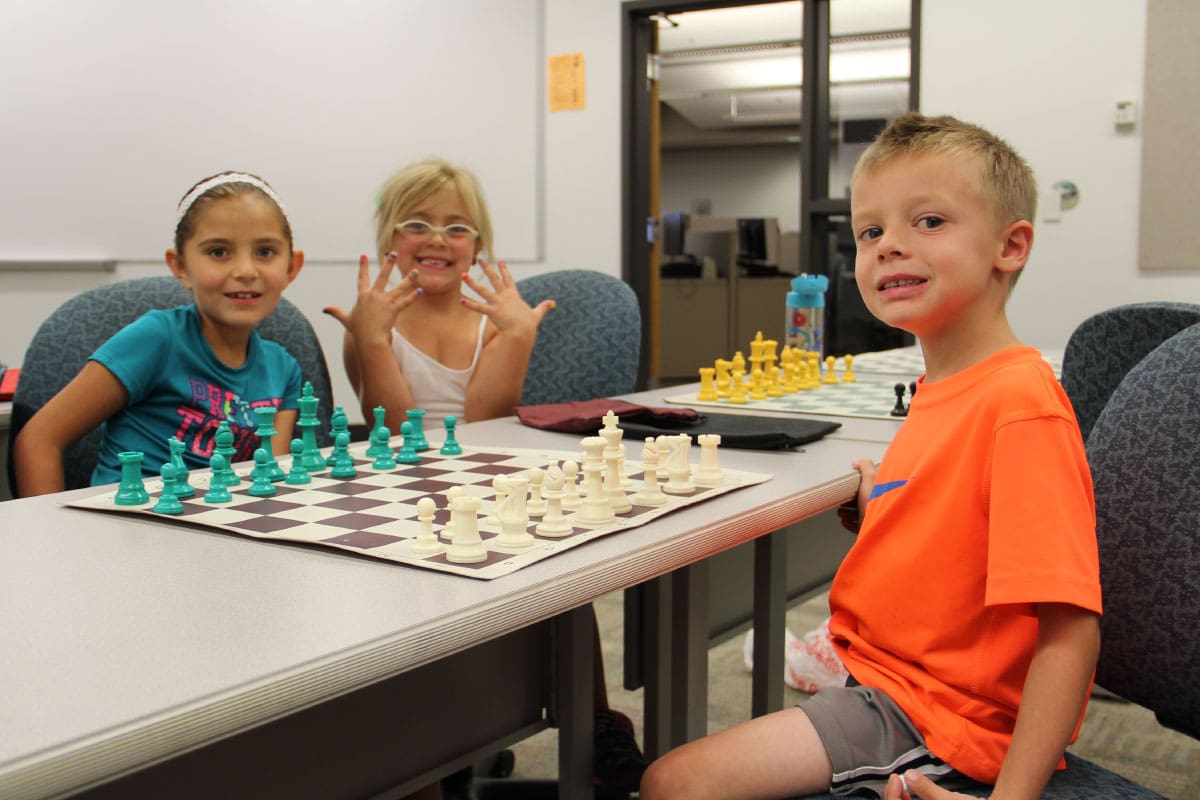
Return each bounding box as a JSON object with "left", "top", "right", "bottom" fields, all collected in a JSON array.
[
  {"left": 297, "top": 381, "right": 325, "bottom": 472},
  {"left": 152, "top": 463, "right": 185, "bottom": 515},
  {"left": 366, "top": 406, "right": 389, "bottom": 459},
  {"left": 330, "top": 431, "right": 358, "bottom": 479},
  {"left": 204, "top": 454, "right": 233, "bottom": 504},
  {"left": 397, "top": 421, "right": 420, "bottom": 464},
  {"left": 167, "top": 437, "right": 195, "bottom": 498},
  {"left": 215, "top": 421, "right": 240, "bottom": 486},
  {"left": 327, "top": 406, "right": 349, "bottom": 467},
  {"left": 440, "top": 415, "right": 463, "bottom": 456},
  {"left": 406, "top": 408, "right": 430, "bottom": 451},
  {"left": 253, "top": 406, "right": 285, "bottom": 482},
  {"left": 114, "top": 451, "right": 151, "bottom": 506},
  {"left": 370, "top": 425, "right": 397, "bottom": 470},
  {"left": 247, "top": 449, "right": 278, "bottom": 497},
  {"left": 286, "top": 439, "right": 312, "bottom": 485}
]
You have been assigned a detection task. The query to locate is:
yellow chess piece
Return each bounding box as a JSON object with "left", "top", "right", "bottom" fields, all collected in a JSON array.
[
  {"left": 766, "top": 366, "right": 785, "bottom": 397},
  {"left": 796, "top": 358, "right": 813, "bottom": 391},
  {"left": 807, "top": 353, "right": 821, "bottom": 389},
  {"left": 749, "top": 367, "right": 768, "bottom": 400},
  {"left": 714, "top": 358, "right": 733, "bottom": 398},
  {"left": 842, "top": 354, "right": 858, "bottom": 383},
  {"left": 823, "top": 355, "right": 839, "bottom": 384},
  {"left": 728, "top": 369, "right": 749, "bottom": 404},
  {"left": 697, "top": 367, "right": 718, "bottom": 401}
]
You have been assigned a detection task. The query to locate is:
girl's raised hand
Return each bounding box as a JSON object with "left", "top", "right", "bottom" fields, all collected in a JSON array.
[
  {"left": 323, "top": 253, "right": 419, "bottom": 345},
  {"left": 460, "top": 260, "right": 554, "bottom": 336}
]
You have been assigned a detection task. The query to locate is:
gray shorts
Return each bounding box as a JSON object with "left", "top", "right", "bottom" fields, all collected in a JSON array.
[{"left": 800, "top": 681, "right": 987, "bottom": 797}]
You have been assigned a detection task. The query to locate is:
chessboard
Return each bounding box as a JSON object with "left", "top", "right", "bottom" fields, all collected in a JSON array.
[
  {"left": 851, "top": 345, "right": 1064, "bottom": 378},
  {"left": 68, "top": 438, "right": 771, "bottom": 580},
  {"left": 665, "top": 379, "right": 914, "bottom": 421}
]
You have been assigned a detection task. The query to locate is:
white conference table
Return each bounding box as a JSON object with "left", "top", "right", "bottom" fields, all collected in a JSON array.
[{"left": 0, "top": 408, "right": 891, "bottom": 800}]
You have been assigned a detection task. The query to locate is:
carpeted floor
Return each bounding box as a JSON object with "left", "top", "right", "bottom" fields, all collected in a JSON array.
[{"left": 505, "top": 590, "right": 1200, "bottom": 799}]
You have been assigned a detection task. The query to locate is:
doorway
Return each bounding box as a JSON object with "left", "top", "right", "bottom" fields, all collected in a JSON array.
[{"left": 621, "top": 0, "right": 919, "bottom": 388}]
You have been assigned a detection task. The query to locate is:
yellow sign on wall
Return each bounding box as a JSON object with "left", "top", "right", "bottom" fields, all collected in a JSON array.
[{"left": 548, "top": 53, "right": 586, "bottom": 112}]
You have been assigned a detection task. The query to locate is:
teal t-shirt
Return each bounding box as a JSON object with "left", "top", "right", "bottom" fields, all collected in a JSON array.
[{"left": 89, "top": 304, "right": 302, "bottom": 485}]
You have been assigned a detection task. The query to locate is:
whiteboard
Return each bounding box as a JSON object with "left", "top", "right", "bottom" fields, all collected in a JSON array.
[{"left": 0, "top": 0, "right": 543, "bottom": 262}]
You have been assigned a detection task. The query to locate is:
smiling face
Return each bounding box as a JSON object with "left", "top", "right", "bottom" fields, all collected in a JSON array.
[
  {"left": 389, "top": 182, "right": 480, "bottom": 293},
  {"left": 166, "top": 192, "right": 303, "bottom": 354},
  {"left": 850, "top": 152, "right": 1023, "bottom": 344}
]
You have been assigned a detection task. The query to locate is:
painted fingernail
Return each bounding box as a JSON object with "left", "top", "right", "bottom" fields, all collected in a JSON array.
[
  {"left": 548, "top": 300, "right": 557, "bottom": 310},
  {"left": 415, "top": 288, "right": 423, "bottom": 296},
  {"left": 387, "top": 252, "right": 397, "bottom": 260}
]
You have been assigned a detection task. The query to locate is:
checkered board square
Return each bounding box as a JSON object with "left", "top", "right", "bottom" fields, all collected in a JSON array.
[
  {"left": 68, "top": 442, "right": 771, "bottom": 580},
  {"left": 666, "top": 379, "right": 914, "bottom": 421}
]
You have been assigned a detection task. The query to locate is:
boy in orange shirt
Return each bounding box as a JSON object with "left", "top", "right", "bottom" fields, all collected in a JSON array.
[{"left": 640, "top": 113, "right": 1101, "bottom": 800}]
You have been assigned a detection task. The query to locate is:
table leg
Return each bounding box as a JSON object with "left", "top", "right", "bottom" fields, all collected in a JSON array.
[
  {"left": 670, "top": 560, "right": 709, "bottom": 746},
  {"left": 555, "top": 604, "right": 593, "bottom": 799},
  {"left": 752, "top": 529, "right": 788, "bottom": 717}
]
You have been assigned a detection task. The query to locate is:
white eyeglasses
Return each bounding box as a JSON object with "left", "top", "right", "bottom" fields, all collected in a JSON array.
[{"left": 395, "top": 219, "right": 480, "bottom": 242}]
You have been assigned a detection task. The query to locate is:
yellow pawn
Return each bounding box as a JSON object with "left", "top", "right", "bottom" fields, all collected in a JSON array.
[
  {"left": 807, "top": 353, "right": 821, "bottom": 389},
  {"left": 698, "top": 367, "right": 719, "bottom": 401},
  {"left": 842, "top": 354, "right": 858, "bottom": 383},
  {"left": 796, "top": 358, "right": 814, "bottom": 391},
  {"left": 728, "top": 369, "right": 749, "bottom": 404},
  {"left": 766, "top": 366, "right": 785, "bottom": 397},
  {"left": 823, "top": 355, "right": 839, "bottom": 385}
]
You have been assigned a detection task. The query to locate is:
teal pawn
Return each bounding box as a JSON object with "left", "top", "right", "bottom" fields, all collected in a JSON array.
[
  {"left": 114, "top": 451, "right": 151, "bottom": 506},
  {"left": 247, "top": 449, "right": 278, "bottom": 497},
  {"left": 397, "top": 421, "right": 420, "bottom": 464},
  {"left": 152, "top": 463, "right": 185, "bottom": 515},
  {"left": 286, "top": 439, "right": 312, "bottom": 485},
  {"left": 330, "top": 431, "right": 358, "bottom": 479},
  {"left": 440, "top": 415, "right": 463, "bottom": 456},
  {"left": 370, "top": 426, "right": 397, "bottom": 470},
  {"left": 204, "top": 454, "right": 233, "bottom": 504}
]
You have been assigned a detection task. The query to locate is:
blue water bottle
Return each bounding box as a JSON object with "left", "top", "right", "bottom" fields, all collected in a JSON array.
[{"left": 786, "top": 273, "right": 829, "bottom": 356}]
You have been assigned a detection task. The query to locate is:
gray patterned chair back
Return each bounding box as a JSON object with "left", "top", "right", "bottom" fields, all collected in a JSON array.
[
  {"left": 515, "top": 270, "right": 640, "bottom": 405},
  {"left": 8, "top": 276, "right": 334, "bottom": 495},
  {"left": 796, "top": 329, "right": 1200, "bottom": 800},
  {"left": 1087, "top": 322, "right": 1200, "bottom": 740},
  {"left": 1061, "top": 301, "right": 1200, "bottom": 441}
]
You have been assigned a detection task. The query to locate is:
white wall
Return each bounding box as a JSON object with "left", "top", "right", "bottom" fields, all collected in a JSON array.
[
  {"left": 922, "top": 0, "right": 1200, "bottom": 348},
  {"left": 5, "top": 0, "right": 1198, "bottom": 417}
]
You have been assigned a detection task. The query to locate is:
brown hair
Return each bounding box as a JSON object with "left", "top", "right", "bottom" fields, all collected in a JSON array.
[{"left": 173, "top": 171, "right": 293, "bottom": 254}]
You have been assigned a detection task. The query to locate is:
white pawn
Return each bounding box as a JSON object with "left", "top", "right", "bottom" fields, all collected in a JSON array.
[
  {"left": 632, "top": 438, "right": 668, "bottom": 506},
  {"left": 536, "top": 465, "right": 574, "bottom": 537},
  {"left": 694, "top": 433, "right": 726, "bottom": 486},
  {"left": 411, "top": 497, "right": 444, "bottom": 554},
  {"left": 663, "top": 434, "right": 696, "bottom": 495},
  {"left": 526, "top": 467, "right": 547, "bottom": 517},
  {"left": 560, "top": 460, "right": 582, "bottom": 510},
  {"left": 441, "top": 485, "right": 465, "bottom": 541},
  {"left": 446, "top": 494, "right": 487, "bottom": 563},
  {"left": 496, "top": 476, "right": 535, "bottom": 549}
]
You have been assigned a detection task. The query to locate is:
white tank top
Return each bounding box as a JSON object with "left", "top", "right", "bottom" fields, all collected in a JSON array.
[{"left": 389, "top": 315, "right": 487, "bottom": 427}]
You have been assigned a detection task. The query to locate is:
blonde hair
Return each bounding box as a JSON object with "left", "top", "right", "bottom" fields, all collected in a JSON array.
[
  {"left": 374, "top": 160, "right": 494, "bottom": 265},
  {"left": 853, "top": 112, "right": 1037, "bottom": 231}
]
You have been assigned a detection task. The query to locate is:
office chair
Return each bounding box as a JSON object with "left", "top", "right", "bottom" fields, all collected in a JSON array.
[
  {"left": 7, "top": 276, "right": 335, "bottom": 497},
  {"left": 800, "top": 323, "right": 1200, "bottom": 799},
  {"left": 456, "top": 270, "right": 642, "bottom": 800},
  {"left": 516, "top": 269, "right": 641, "bottom": 405},
  {"left": 1060, "top": 301, "right": 1200, "bottom": 442}
]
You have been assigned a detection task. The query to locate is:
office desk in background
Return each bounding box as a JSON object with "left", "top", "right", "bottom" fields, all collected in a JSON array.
[{"left": 0, "top": 413, "right": 882, "bottom": 800}]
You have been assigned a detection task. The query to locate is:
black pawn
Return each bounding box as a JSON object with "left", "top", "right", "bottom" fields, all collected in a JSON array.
[{"left": 890, "top": 382, "right": 908, "bottom": 417}]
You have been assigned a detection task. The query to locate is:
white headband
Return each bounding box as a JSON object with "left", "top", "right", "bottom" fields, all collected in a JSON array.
[{"left": 174, "top": 172, "right": 289, "bottom": 229}]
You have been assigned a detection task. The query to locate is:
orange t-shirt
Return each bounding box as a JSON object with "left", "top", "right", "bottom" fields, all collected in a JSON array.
[{"left": 829, "top": 346, "right": 1102, "bottom": 783}]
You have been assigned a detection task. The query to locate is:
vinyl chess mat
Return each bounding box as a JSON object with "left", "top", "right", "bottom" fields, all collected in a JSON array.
[
  {"left": 69, "top": 441, "right": 771, "bottom": 580},
  {"left": 666, "top": 379, "right": 913, "bottom": 421},
  {"left": 848, "top": 346, "right": 1064, "bottom": 377}
]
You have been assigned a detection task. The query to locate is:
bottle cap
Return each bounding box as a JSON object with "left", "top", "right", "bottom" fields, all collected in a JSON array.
[{"left": 787, "top": 273, "right": 829, "bottom": 308}]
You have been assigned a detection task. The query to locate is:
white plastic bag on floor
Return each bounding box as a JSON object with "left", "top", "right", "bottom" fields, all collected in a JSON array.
[{"left": 742, "top": 617, "right": 849, "bottom": 694}]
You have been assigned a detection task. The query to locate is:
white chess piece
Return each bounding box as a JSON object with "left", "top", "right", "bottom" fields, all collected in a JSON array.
[
  {"left": 536, "top": 465, "right": 574, "bottom": 537},
  {"left": 663, "top": 434, "right": 696, "bottom": 495},
  {"left": 576, "top": 436, "right": 616, "bottom": 526},
  {"left": 496, "top": 475, "right": 535, "bottom": 549},
  {"left": 486, "top": 476, "right": 508, "bottom": 526},
  {"left": 560, "top": 460, "right": 582, "bottom": 510},
  {"left": 526, "top": 467, "right": 548, "bottom": 516},
  {"left": 411, "top": 497, "right": 445, "bottom": 554},
  {"left": 603, "top": 444, "right": 633, "bottom": 513},
  {"left": 440, "top": 486, "right": 465, "bottom": 542},
  {"left": 694, "top": 434, "right": 726, "bottom": 486},
  {"left": 446, "top": 494, "right": 487, "bottom": 563},
  {"left": 598, "top": 409, "right": 632, "bottom": 488},
  {"left": 632, "top": 438, "right": 668, "bottom": 506}
]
